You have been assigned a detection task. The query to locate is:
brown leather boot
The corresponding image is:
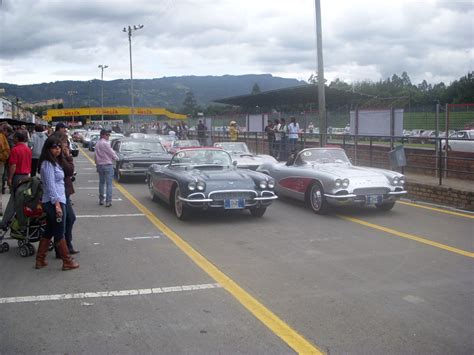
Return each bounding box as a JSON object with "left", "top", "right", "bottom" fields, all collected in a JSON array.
[
  {"left": 56, "top": 239, "right": 79, "bottom": 271},
  {"left": 35, "top": 238, "right": 51, "bottom": 269}
]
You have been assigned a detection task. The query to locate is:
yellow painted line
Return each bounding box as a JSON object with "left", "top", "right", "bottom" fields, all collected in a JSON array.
[
  {"left": 80, "top": 148, "right": 323, "bottom": 354},
  {"left": 398, "top": 201, "right": 474, "bottom": 219},
  {"left": 339, "top": 215, "right": 474, "bottom": 259}
]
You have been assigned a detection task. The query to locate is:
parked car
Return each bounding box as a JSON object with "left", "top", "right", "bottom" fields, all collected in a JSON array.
[
  {"left": 168, "top": 139, "right": 201, "bottom": 154},
  {"left": 82, "top": 131, "right": 100, "bottom": 148},
  {"left": 89, "top": 133, "right": 124, "bottom": 151},
  {"left": 257, "top": 147, "right": 406, "bottom": 214},
  {"left": 111, "top": 138, "right": 172, "bottom": 182},
  {"left": 68, "top": 138, "right": 79, "bottom": 157},
  {"left": 441, "top": 130, "right": 474, "bottom": 152},
  {"left": 147, "top": 148, "right": 278, "bottom": 220},
  {"left": 71, "top": 129, "right": 86, "bottom": 142},
  {"left": 213, "top": 142, "right": 277, "bottom": 170}
]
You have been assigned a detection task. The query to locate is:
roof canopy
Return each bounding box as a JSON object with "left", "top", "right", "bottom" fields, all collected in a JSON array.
[{"left": 213, "top": 84, "right": 368, "bottom": 109}]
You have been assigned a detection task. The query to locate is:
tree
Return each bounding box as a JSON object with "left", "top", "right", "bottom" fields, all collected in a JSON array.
[
  {"left": 182, "top": 91, "right": 198, "bottom": 116},
  {"left": 251, "top": 83, "right": 261, "bottom": 95}
]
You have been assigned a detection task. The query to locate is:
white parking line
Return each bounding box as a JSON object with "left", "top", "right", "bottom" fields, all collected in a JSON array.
[
  {"left": 77, "top": 213, "right": 145, "bottom": 218},
  {"left": 124, "top": 236, "right": 162, "bottom": 241},
  {"left": 76, "top": 187, "right": 97, "bottom": 190},
  {"left": 0, "top": 283, "right": 222, "bottom": 304}
]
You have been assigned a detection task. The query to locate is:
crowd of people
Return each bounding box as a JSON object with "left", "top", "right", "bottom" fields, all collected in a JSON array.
[
  {"left": 265, "top": 117, "right": 301, "bottom": 161},
  {"left": 0, "top": 122, "right": 80, "bottom": 271}
]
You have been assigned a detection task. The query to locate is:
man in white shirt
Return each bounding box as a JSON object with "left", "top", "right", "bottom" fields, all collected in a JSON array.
[
  {"left": 288, "top": 117, "right": 300, "bottom": 154},
  {"left": 94, "top": 130, "right": 118, "bottom": 207}
]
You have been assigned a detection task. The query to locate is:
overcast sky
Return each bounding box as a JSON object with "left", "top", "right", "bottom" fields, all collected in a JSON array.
[{"left": 0, "top": 0, "right": 472, "bottom": 86}]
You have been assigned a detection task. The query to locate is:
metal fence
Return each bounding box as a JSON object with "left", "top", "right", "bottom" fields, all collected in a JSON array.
[{"left": 186, "top": 130, "right": 473, "bottom": 186}]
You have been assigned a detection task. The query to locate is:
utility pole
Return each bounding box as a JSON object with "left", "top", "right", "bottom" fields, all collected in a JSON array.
[
  {"left": 98, "top": 65, "right": 109, "bottom": 121},
  {"left": 315, "top": 0, "right": 327, "bottom": 147},
  {"left": 123, "top": 24, "right": 144, "bottom": 121},
  {"left": 67, "top": 90, "right": 78, "bottom": 123}
]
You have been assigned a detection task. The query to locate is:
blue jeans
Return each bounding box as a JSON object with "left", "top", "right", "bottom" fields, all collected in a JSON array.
[
  {"left": 289, "top": 138, "right": 298, "bottom": 153},
  {"left": 42, "top": 202, "right": 66, "bottom": 243},
  {"left": 97, "top": 164, "right": 114, "bottom": 203},
  {"left": 65, "top": 196, "right": 76, "bottom": 250}
]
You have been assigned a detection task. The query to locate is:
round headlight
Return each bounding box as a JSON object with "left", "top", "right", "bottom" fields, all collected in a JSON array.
[
  {"left": 392, "top": 176, "right": 400, "bottom": 185},
  {"left": 335, "top": 179, "right": 342, "bottom": 188},
  {"left": 399, "top": 177, "right": 406, "bottom": 185},
  {"left": 196, "top": 181, "right": 206, "bottom": 191},
  {"left": 267, "top": 180, "right": 275, "bottom": 189},
  {"left": 259, "top": 180, "right": 267, "bottom": 189},
  {"left": 188, "top": 181, "right": 196, "bottom": 191},
  {"left": 342, "top": 178, "right": 350, "bottom": 188}
]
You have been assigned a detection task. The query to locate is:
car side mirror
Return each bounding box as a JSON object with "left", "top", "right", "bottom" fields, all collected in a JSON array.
[{"left": 233, "top": 160, "right": 238, "bottom": 166}]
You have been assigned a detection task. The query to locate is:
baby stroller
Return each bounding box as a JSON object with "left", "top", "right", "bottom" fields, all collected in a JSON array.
[{"left": 0, "top": 177, "right": 50, "bottom": 257}]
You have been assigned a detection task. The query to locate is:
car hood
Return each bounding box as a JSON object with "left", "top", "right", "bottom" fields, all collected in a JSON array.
[
  {"left": 119, "top": 152, "right": 171, "bottom": 160},
  {"left": 306, "top": 164, "right": 386, "bottom": 179},
  {"left": 233, "top": 153, "right": 276, "bottom": 165}
]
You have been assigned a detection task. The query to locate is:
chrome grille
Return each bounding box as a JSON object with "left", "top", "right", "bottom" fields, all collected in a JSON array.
[
  {"left": 209, "top": 191, "right": 256, "bottom": 200},
  {"left": 133, "top": 161, "right": 167, "bottom": 168},
  {"left": 353, "top": 187, "right": 390, "bottom": 195}
]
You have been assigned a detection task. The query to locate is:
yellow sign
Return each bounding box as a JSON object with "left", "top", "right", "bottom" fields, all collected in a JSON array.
[{"left": 44, "top": 107, "right": 187, "bottom": 122}]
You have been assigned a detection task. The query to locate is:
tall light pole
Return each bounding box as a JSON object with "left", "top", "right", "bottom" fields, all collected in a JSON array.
[
  {"left": 98, "top": 64, "right": 109, "bottom": 121},
  {"left": 315, "top": 0, "right": 327, "bottom": 147},
  {"left": 67, "top": 90, "right": 78, "bottom": 123},
  {"left": 122, "top": 24, "right": 144, "bottom": 121}
]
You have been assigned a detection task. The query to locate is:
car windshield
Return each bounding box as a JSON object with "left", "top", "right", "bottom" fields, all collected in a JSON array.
[
  {"left": 296, "top": 149, "right": 350, "bottom": 165},
  {"left": 214, "top": 142, "right": 250, "bottom": 154},
  {"left": 174, "top": 140, "right": 200, "bottom": 147},
  {"left": 171, "top": 149, "right": 232, "bottom": 166},
  {"left": 119, "top": 140, "right": 165, "bottom": 152}
]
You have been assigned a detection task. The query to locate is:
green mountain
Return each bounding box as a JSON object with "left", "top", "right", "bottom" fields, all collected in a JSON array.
[{"left": 0, "top": 74, "right": 305, "bottom": 112}]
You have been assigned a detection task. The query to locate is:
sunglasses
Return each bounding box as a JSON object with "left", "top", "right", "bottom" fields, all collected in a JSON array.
[{"left": 51, "top": 144, "right": 62, "bottom": 149}]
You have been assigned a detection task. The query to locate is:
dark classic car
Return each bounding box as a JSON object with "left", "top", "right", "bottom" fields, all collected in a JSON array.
[
  {"left": 147, "top": 148, "right": 278, "bottom": 220},
  {"left": 111, "top": 138, "right": 172, "bottom": 182},
  {"left": 257, "top": 147, "right": 407, "bottom": 214}
]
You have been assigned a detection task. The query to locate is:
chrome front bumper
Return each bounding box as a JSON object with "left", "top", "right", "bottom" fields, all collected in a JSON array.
[
  {"left": 178, "top": 189, "right": 278, "bottom": 208},
  {"left": 324, "top": 190, "right": 407, "bottom": 206}
]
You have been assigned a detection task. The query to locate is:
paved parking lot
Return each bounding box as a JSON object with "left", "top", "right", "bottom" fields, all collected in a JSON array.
[{"left": 0, "top": 149, "right": 472, "bottom": 354}]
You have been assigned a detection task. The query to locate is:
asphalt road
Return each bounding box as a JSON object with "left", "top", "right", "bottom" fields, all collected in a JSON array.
[{"left": 0, "top": 149, "right": 472, "bottom": 354}]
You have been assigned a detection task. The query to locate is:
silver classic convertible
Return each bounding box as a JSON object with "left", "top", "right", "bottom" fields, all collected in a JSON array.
[{"left": 257, "top": 147, "right": 407, "bottom": 214}]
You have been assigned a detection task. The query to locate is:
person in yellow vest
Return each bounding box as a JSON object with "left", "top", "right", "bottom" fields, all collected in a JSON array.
[{"left": 229, "top": 121, "right": 239, "bottom": 141}]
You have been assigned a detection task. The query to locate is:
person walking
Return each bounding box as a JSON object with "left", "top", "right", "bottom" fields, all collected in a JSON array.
[
  {"left": 7, "top": 130, "right": 32, "bottom": 189},
  {"left": 264, "top": 120, "right": 275, "bottom": 157},
  {"left": 55, "top": 132, "right": 79, "bottom": 255},
  {"left": 30, "top": 125, "right": 48, "bottom": 177},
  {"left": 94, "top": 129, "right": 118, "bottom": 207},
  {"left": 229, "top": 121, "right": 239, "bottom": 141},
  {"left": 288, "top": 117, "right": 300, "bottom": 154},
  {"left": 279, "top": 118, "right": 288, "bottom": 161},
  {"left": 273, "top": 119, "right": 281, "bottom": 159},
  {"left": 0, "top": 124, "right": 10, "bottom": 214},
  {"left": 197, "top": 120, "right": 207, "bottom": 145},
  {"left": 35, "top": 136, "right": 79, "bottom": 270}
]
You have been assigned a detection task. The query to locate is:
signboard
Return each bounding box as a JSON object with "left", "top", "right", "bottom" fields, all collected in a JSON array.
[
  {"left": 350, "top": 109, "right": 403, "bottom": 136},
  {"left": 45, "top": 107, "right": 187, "bottom": 122},
  {"left": 0, "top": 98, "right": 13, "bottom": 119}
]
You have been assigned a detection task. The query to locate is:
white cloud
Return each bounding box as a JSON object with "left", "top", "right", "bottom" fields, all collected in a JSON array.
[{"left": 0, "top": 0, "right": 472, "bottom": 85}]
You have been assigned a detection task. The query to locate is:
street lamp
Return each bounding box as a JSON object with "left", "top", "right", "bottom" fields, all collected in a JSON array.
[
  {"left": 67, "top": 90, "right": 78, "bottom": 123},
  {"left": 98, "top": 65, "right": 109, "bottom": 121},
  {"left": 123, "top": 24, "right": 144, "bottom": 121}
]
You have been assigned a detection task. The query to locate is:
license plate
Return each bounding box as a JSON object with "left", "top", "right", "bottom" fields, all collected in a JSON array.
[
  {"left": 366, "top": 195, "right": 382, "bottom": 204},
  {"left": 224, "top": 199, "right": 245, "bottom": 209}
]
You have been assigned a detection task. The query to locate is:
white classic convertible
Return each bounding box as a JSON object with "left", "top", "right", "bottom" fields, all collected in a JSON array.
[{"left": 257, "top": 147, "right": 407, "bottom": 214}]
